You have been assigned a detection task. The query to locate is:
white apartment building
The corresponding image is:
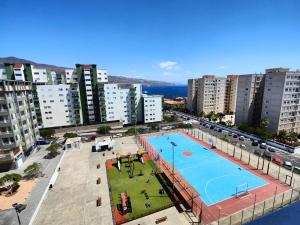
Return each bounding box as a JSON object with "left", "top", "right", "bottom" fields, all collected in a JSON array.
[
  {"left": 143, "top": 94, "right": 163, "bottom": 123},
  {"left": 0, "top": 80, "right": 39, "bottom": 171},
  {"left": 99, "top": 83, "right": 143, "bottom": 125},
  {"left": 36, "top": 84, "right": 82, "bottom": 128},
  {"left": 32, "top": 67, "right": 49, "bottom": 83},
  {"left": 261, "top": 68, "right": 300, "bottom": 133}
]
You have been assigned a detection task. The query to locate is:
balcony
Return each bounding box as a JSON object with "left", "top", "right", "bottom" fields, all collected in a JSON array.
[
  {"left": 0, "top": 109, "right": 9, "bottom": 115},
  {"left": 0, "top": 130, "right": 14, "bottom": 137},
  {"left": 0, "top": 120, "right": 10, "bottom": 127},
  {"left": 0, "top": 151, "right": 14, "bottom": 162},
  {"left": 1, "top": 141, "right": 19, "bottom": 149},
  {"left": 0, "top": 97, "right": 6, "bottom": 103}
]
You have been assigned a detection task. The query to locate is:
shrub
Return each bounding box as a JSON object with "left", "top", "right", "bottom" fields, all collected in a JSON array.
[
  {"left": 24, "top": 163, "right": 42, "bottom": 179},
  {"left": 177, "top": 123, "right": 192, "bottom": 129},
  {"left": 126, "top": 128, "right": 144, "bottom": 135},
  {"left": 63, "top": 132, "right": 78, "bottom": 138},
  {"left": 46, "top": 143, "right": 61, "bottom": 158},
  {"left": 11, "top": 181, "right": 20, "bottom": 192},
  {"left": 97, "top": 125, "right": 111, "bottom": 134},
  {"left": 0, "top": 173, "right": 22, "bottom": 185},
  {"left": 39, "top": 128, "right": 55, "bottom": 138}
]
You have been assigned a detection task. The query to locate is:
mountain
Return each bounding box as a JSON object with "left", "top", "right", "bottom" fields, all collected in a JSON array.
[{"left": 0, "top": 56, "right": 173, "bottom": 86}]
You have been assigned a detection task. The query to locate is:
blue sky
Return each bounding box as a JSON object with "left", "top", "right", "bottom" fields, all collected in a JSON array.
[{"left": 0, "top": 0, "right": 300, "bottom": 84}]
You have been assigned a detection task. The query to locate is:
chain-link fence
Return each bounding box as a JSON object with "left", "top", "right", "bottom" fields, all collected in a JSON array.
[{"left": 137, "top": 129, "right": 300, "bottom": 225}]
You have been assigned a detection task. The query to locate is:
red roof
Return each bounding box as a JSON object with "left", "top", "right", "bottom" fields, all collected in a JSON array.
[
  {"left": 14, "top": 63, "right": 23, "bottom": 69},
  {"left": 83, "top": 64, "right": 90, "bottom": 70}
]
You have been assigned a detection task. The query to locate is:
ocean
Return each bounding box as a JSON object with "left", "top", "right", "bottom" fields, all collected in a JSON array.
[{"left": 142, "top": 85, "right": 187, "bottom": 99}]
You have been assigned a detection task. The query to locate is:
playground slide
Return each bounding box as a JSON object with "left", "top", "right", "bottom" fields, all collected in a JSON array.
[
  {"left": 118, "top": 159, "right": 121, "bottom": 171},
  {"left": 141, "top": 157, "right": 144, "bottom": 164}
]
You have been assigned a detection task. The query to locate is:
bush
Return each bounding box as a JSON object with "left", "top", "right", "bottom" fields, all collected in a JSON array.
[
  {"left": 126, "top": 128, "right": 144, "bottom": 135},
  {"left": 39, "top": 128, "right": 55, "bottom": 138},
  {"left": 97, "top": 125, "right": 111, "bottom": 134},
  {"left": 163, "top": 115, "right": 176, "bottom": 122},
  {"left": 63, "top": 132, "right": 78, "bottom": 138},
  {"left": 24, "top": 163, "right": 42, "bottom": 179},
  {"left": 0, "top": 173, "right": 22, "bottom": 185},
  {"left": 177, "top": 123, "right": 192, "bottom": 129},
  {"left": 46, "top": 143, "right": 61, "bottom": 158},
  {"left": 11, "top": 181, "right": 20, "bottom": 192}
]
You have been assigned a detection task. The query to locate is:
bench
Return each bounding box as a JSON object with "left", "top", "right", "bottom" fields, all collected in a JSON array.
[{"left": 155, "top": 216, "right": 167, "bottom": 224}]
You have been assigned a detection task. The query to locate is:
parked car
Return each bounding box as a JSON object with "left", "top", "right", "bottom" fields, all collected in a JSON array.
[
  {"left": 210, "top": 125, "right": 214, "bottom": 129},
  {"left": 263, "top": 151, "right": 272, "bottom": 160},
  {"left": 272, "top": 157, "right": 283, "bottom": 165},
  {"left": 218, "top": 128, "right": 222, "bottom": 133},
  {"left": 214, "top": 127, "right": 218, "bottom": 131},
  {"left": 36, "top": 139, "right": 50, "bottom": 145},
  {"left": 260, "top": 143, "right": 267, "bottom": 149},
  {"left": 233, "top": 134, "right": 238, "bottom": 138},
  {"left": 252, "top": 140, "right": 259, "bottom": 146},
  {"left": 228, "top": 132, "right": 232, "bottom": 136},
  {"left": 240, "top": 144, "right": 246, "bottom": 149},
  {"left": 293, "top": 166, "right": 300, "bottom": 174},
  {"left": 239, "top": 136, "right": 245, "bottom": 141},
  {"left": 268, "top": 147, "right": 276, "bottom": 152},
  {"left": 205, "top": 124, "right": 210, "bottom": 128},
  {"left": 283, "top": 161, "right": 292, "bottom": 170},
  {"left": 254, "top": 149, "right": 262, "bottom": 156}
]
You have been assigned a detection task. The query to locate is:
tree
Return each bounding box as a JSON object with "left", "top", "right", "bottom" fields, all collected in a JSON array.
[
  {"left": 63, "top": 132, "right": 78, "bottom": 138},
  {"left": 24, "top": 163, "right": 42, "bottom": 179},
  {"left": 206, "top": 111, "right": 216, "bottom": 121},
  {"left": 0, "top": 173, "right": 22, "bottom": 186},
  {"left": 39, "top": 128, "right": 55, "bottom": 138},
  {"left": 198, "top": 111, "right": 205, "bottom": 118},
  {"left": 226, "top": 120, "right": 232, "bottom": 127},
  {"left": 96, "top": 125, "right": 111, "bottom": 134},
  {"left": 46, "top": 143, "right": 61, "bottom": 158},
  {"left": 287, "top": 132, "right": 298, "bottom": 145},
  {"left": 260, "top": 117, "right": 270, "bottom": 128},
  {"left": 216, "top": 113, "right": 225, "bottom": 122},
  {"left": 277, "top": 130, "right": 287, "bottom": 142},
  {"left": 163, "top": 115, "right": 176, "bottom": 122}
]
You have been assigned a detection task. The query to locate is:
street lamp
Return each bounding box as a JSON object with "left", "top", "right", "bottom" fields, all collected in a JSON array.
[
  {"left": 12, "top": 203, "right": 22, "bottom": 225},
  {"left": 170, "top": 141, "right": 177, "bottom": 193}
]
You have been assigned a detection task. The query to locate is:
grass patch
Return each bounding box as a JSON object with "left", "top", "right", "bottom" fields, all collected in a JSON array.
[{"left": 107, "top": 157, "right": 173, "bottom": 224}]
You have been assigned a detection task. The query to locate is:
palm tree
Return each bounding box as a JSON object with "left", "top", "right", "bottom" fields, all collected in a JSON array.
[
  {"left": 260, "top": 117, "right": 270, "bottom": 128},
  {"left": 277, "top": 130, "right": 287, "bottom": 143},
  {"left": 198, "top": 111, "right": 205, "bottom": 118},
  {"left": 216, "top": 113, "right": 225, "bottom": 122},
  {"left": 206, "top": 111, "right": 215, "bottom": 121},
  {"left": 287, "top": 132, "right": 298, "bottom": 145}
]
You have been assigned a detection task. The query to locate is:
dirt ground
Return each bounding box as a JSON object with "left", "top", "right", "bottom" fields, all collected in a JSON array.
[{"left": 0, "top": 179, "right": 37, "bottom": 210}]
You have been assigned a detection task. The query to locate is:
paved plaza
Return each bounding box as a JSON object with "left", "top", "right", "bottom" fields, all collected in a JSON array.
[{"left": 33, "top": 136, "right": 189, "bottom": 225}]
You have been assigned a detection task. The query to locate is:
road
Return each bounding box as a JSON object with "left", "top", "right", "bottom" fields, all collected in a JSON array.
[{"left": 172, "top": 110, "right": 300, "bottom": 168}]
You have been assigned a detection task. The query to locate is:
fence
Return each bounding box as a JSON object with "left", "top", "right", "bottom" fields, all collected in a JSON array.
[{"left": 137, "top": 128, "right": 300, "bottom": 225}]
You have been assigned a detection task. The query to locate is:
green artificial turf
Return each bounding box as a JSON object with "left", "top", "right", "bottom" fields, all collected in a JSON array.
[{"left": 107, "top": 158, "right": 173, "bottom": 222}]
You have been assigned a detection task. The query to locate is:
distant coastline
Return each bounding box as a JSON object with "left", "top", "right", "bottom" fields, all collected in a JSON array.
[{"left": 142, "top": 85, "right": 187, "bottom": 99}]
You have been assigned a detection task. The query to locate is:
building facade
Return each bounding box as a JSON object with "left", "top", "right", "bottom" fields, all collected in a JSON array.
[
  {"left": 235, "top": 74, "right": 264, "bottom": 125},
  {"left": 143, "top": 94, "right": 163, "bottom": 123},
  {"left": 0, "top": 80, "right": 39, "bottom": 171},
  {"left": 187, "top": 79, "right": 199, "bottom": 114},
  {"left": 36, "top": 84, "right": 82, "bottom": 128},
  {"left": 261, "top": 68, "right": 300, "bottom": 133}
]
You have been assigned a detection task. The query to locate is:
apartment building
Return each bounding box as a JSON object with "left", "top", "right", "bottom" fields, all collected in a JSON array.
[
  {"left": 0, "top": 80, "right": 39, "bottom": 171},
  {"left": 188, "top": 75, "right": 238, "bottom": 115},
  {"left": 75, "top": 64, "right": 108, "bottom": 124},
  {"left": 98, "top": 83, "right": 143, "bottom": 124},
  {"left": 187, "top": 79, "right": 199, "bottom": 113},
  {"left": 225, "top": 75, "right": 238, "bottom": 114},
  {"left": 261, "top": 68, "right": 300, "bottom": 133},
  {"left": 235, "top": 74, "right": 264, "bottom": 125},
  {"left": 197, "top": 75, "right": 227, "bottom": 114},
  {"left": 143, "top": 94, "right": 163, "bottom": 123},
  {"left": 36, "top": 84, "right": 82, "bottom": 128}
]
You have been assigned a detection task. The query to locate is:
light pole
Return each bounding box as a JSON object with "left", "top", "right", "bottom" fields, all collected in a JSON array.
[
  {"left": 12, "top": 205, "right": 21, "bottom": 225},
  {"left": 170, "top": 141, "right": 177, "bottom": 193}
]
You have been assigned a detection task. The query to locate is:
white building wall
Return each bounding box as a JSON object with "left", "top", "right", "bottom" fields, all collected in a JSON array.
[
  {"left": 65, "top": 69, "right": 77, "bottom": 84},
  {"left": 32, "top": 68, "right": 48, "bottom": 83},
  {"left": 36, "top": 85, "right": 77, "bottom": 128},
  {"left": 0, "top": 68, "right": 7, "bottom": 80},
  {"left": 13, "top": 65, "right": 25, "bottom": 81},
  {"left": 143, "top": 95, "right": 162, "bottom": 123},
  {"left": 97, "top": 69, "right": 108, "bottom": 83}
]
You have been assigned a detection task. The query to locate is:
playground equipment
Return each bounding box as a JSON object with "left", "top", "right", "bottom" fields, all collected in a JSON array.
[
  {"left": 127, "top": 152, "right": 135, "bottom": 178},
  {"left": 136, "top": 149, "right": 145, "bottom": 164},
  {"left": 116, "top": 151, "right": 122, "bottom": 171},
  {"left": 119, "top": 192, "right": 132, "bottom": 214},
  {"left": 235, "top": 182, "right": 249, "bottom": 198}
]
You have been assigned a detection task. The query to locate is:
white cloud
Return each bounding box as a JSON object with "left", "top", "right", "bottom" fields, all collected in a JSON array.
[
  {"left": 159, "top": 61, "right": 180, "bottom": 70},
  {"left": 218, "top": 66, "right": 225, "bottom": 70}
]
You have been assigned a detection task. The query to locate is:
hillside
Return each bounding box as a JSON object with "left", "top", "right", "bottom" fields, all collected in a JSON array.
[{"left": 0, "top": 56, "right": 173, "bottom": 86}]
